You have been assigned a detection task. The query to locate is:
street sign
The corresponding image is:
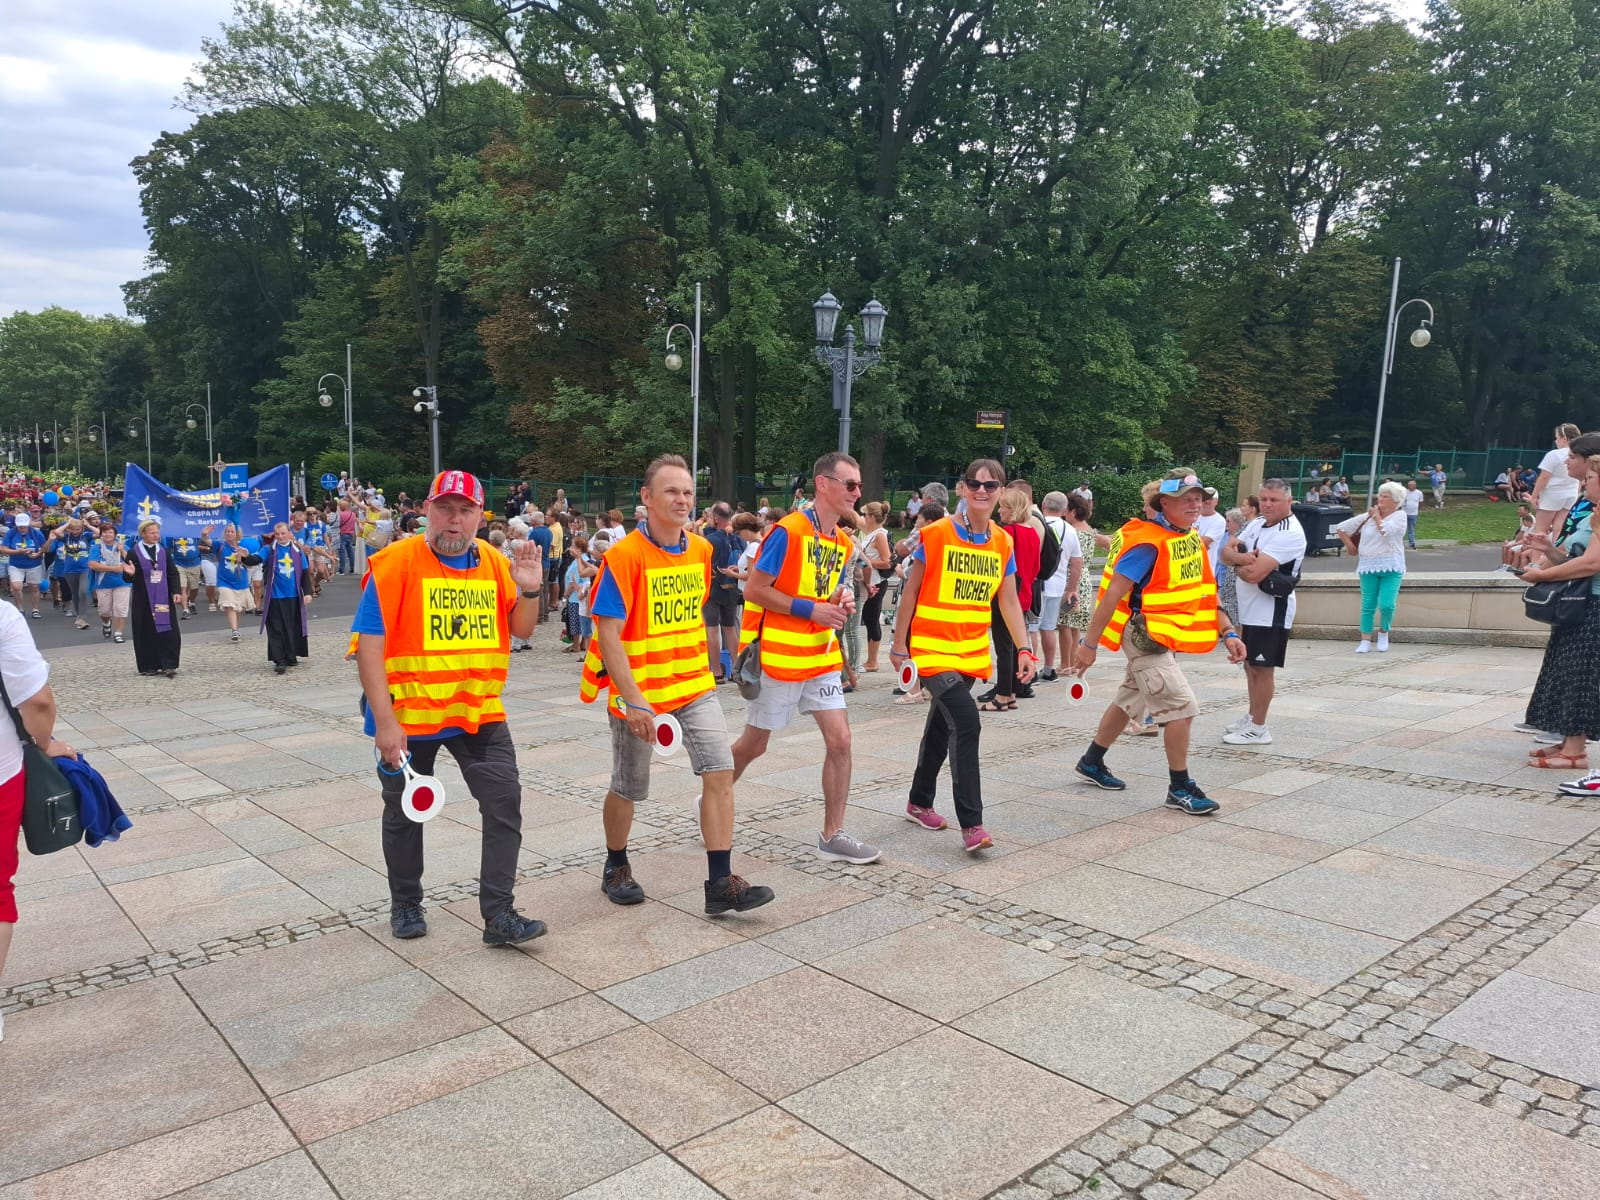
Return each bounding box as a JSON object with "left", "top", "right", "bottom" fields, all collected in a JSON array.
[
  {"left": 220, "top": 463, "right": 249, "bottom": 491},
  {"left": 975, "top": 409, "right": 1008, "bottom": 430},
  {"left": 320, "top": 473, "right": 339, "bottom": 491}
]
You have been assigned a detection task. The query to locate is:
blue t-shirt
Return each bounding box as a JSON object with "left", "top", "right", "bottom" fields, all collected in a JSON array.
[
  {"left": 351, "top": 548, "right": 478, "bottom": 741},
  {"left": 214, "top": 543, "right": 252, "bottom": 591},
  {"left": 90, "top": 539, "right": 129, "bottom": 587},
  {"left": 166, "top": 536, "right": 202, "bottom": 568},
  {"left": 301, "top": 521, "right": 326, "bottom": 548},
  {"left": 528, "top": 525, "right": 553, "bottom": 565},
  {"left": 3, "top": 528, "right": 45, "bottom": 569},
  {"left": 269, "top": 545, "right": 301, "bottom": 600},
  {"left": 56, "top": 529, "right": 94, "bottom": 574},
  {"left": 241, "top": 535, "right": 264, "bottom": 557},
  {"left": 590, "top": 531, "right": 686, "bottom": 619}
]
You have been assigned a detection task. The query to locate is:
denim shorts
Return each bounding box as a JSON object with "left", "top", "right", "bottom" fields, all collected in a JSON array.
[{"left": 608, "top": 689, "right": 733, "bottom": 802}]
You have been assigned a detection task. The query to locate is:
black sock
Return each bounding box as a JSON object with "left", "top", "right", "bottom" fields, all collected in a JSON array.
[
  {"left": 707, "top": 849, "right": 731, "bottom": 884},
  {"left": 1169, "top": 768, "right": 1190, "bottom": 787},
  {"left": 605, "top": 846, "right": 629, "bottom": 870},
  {"left": 1084, "top": 742, "right": 1108, "bottom": 767}
]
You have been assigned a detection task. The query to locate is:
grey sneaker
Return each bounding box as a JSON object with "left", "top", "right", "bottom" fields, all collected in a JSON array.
[{"left": 817, "top": 829, "right": 881, "bottom": 864}]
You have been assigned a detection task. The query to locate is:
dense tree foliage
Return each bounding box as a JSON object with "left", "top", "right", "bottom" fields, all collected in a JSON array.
[{"left": 5, "top": 0, "right": 1598, "bottom": 497}]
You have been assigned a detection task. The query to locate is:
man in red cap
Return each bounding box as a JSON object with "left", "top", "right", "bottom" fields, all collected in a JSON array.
[{"left": 352, "top": 470, "right": 549, "bottom": 946}]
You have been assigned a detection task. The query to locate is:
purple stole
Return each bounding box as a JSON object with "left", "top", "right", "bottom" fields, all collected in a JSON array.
[{"left": 138, "top": 542, "right": 173, "bottom": 633}]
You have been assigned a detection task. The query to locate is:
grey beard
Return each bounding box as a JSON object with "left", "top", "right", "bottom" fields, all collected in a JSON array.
[{"left": 431, "top": 530, "right": 473, "bottom": 556}]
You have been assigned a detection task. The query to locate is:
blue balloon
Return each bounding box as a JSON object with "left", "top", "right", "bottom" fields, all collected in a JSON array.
[
  {"left": 41, "top": 491, "right": 58, "bottom": 506},
  {"left": 60, "top": 485, "right": 73, "bottom": 497}
]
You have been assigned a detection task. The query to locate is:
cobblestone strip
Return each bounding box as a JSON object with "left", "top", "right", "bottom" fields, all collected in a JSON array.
[{"left": 986, "top": 833, "right": 1600, "bottom": 1199}]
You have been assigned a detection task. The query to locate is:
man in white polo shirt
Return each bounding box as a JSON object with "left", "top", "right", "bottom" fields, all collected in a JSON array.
[{"left": 1218, "top": 479, "right": 1305, "bottom": 746}]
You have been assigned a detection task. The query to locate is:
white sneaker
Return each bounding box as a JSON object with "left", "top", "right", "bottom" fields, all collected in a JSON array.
[
  {"left": 1225, "top": 714, "right": 1252, "bottom": 735},
  {"left": 1558, "top": 770, "right": 1600, "bottom": 796},
  {"left": 1355, "top": 641, "right": 1372, "bottom": 654},
  {"left": 1222, "top": 724, "right": 1273, "bottom": 746},
  {"left": 1376, "top": 633, "right": 1390, "bottom": 652}
]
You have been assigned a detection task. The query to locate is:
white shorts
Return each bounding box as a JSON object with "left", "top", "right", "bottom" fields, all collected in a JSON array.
[
  {"left": 1539, "top": 493, "right": 1579, "bottom": 513},
  {"left": 200, "top": 559, "right": 218, "bottom": 586},
  {"left": 8, "top": 566, "right": 42, "bottom": 587},
  {"left": 217, "top": 587, "right": 252, "bottom": 611},
  {"left": 743, "top": 670, "right": 847, "bottom": 731},
  {"left": 248, "top": 565, "right": 264, "bottom": 583}
]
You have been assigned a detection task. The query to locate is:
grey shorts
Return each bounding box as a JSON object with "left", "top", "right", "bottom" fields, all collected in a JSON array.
[
  {"left": 608, "top": 689, "right": 733, "bottom": 803},
  {"left": 1037, "top": 593, "right": 1064, "bottom": 629}
]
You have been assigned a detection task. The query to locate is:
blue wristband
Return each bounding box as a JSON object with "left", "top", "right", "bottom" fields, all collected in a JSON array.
[
  {"left": 1222, "top": 631, "right": 1240, "bottom": 640},
  {"left": 791, "top": 598, "right": 815, "bottom": 620}
]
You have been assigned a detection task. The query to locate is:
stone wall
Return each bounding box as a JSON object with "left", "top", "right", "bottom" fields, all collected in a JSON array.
[{"left": 1289, "top": 572, "right": 1549, "bottom": 648}]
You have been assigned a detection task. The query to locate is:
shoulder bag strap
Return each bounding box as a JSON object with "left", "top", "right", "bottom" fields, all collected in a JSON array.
[{"left": 0, "top": 660, "right": 36, "bottom": 747}]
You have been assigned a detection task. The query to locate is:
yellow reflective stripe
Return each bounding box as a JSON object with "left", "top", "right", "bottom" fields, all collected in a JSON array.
[
  {"left": 390, "top": 677, "right": 504, "bottom": 700},
  {"left": 643, "top": 675, "right": 713, "bottom": 708},
  {"left": 633, "top": 656, "right": 710, "bottom": 683},
  {"left": 385, "top": 652, "right": 506, "bottom": 673},
  {"left": 619, "top": 628, "right": 705, "bottom": 656},
  {"left": 761, "top": 627, "right": 834, "bottom": 650},
  {"left": 910, "top": 630, "right": 989, "bottom": 656},
  {"left": 915, "top": 651, "right": 991, "bottom": 676},
  {"left": 1148, "top": 609, "right": 1217, "bottom": 628},
  {"left": 394, "top": 698, "right": 505, "bottom": 724},
  {"left": 913, "top": 602, "right": 990, "bottom": 625},
  {"left": 760, "top": 646, "right": 839, "bottom": 671},
  {"left": 1147, "top": 584, "right": 1210, "bottom": 606}
]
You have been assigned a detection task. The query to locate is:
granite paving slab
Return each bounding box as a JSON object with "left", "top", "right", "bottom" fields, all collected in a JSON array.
[
  {"left": 1191, "top": 1161, "right": 1323, "bottom": 1198},
  {"left": 166, "top": 1152, "right": 340, "bottom": 1199},
  {"left": 781, "top": 1027, "right": 1120, "bottom": 1200},
  {"left": 1259, "top": 1067, "right": 1600, "bottom": 1199},
  {"left": 563, "top": 1155, "right": 723, "bottom": 1200},
  {"left": 674, "top": 1106, "right": 923, "bottom": 1200},
  {"left": 954, "top": 966, "right": 1256, "bottom": 1102},
  {"left": 1217, "top": 795, "right": 1408, "bottom": 847},
  {"left": 1356, "top": 819, "right": 1562, "bottom": 880},
  {"left": 597, "top": 940, "right": 798, "bottom": 1021},
  {"left": 1429, "top": 970, "right": 1600, "bottom": 1082},
  {"left": 109, "top": 858, "right": 329, "bottom": 951},
  {"left": 1099, "top": 831, "right": 1304, "bottom": 896},
  {"left": 756, "top": 895, "right": 934, "bottom": 963},
  {"left": 1425, "top": 792, "right": 1600, "bottom": 844},
  {"left": 1000, "top": 862, "right": 1219, "bottom": 938},
  {"left": 502, "top": 994, "right": 637, "bottom": 1057}
]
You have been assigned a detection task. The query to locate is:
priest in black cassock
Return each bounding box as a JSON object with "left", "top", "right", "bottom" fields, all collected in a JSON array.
[
  {"left": 259, "top": 522, "right": 311, "bottom": 674},
  {"left": 123, "top": 519, "right": 181, "bottom": 677}
]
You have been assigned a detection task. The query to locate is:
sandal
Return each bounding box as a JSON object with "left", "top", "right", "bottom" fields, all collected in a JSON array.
[
  {"left": 978, "top": 699, "right": 1017, "bottom": 713},
  {"left": 1531, "top": 753, "right": 1588, "bottom": 770}
]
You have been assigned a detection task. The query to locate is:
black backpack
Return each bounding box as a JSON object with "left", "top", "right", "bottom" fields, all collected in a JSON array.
[{"left": 1037, "top": 518, "right": 1064, "bottom": 584}]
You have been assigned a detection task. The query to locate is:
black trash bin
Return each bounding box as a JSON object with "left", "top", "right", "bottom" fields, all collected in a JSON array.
[{"left": 1292, "top": 503, "right": 1354, "bottom": 555}]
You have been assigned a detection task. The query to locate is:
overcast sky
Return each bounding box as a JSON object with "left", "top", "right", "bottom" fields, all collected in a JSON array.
[{"left": 0, "top": 0, "right": 1433, "bottom": 321}]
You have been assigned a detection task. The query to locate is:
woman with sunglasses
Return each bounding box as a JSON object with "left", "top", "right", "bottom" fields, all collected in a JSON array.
[{"left": 891, "top": 459, "right": 1035, "bottom": 853}]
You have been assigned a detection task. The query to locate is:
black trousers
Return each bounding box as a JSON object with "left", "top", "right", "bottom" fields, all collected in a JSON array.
[
  {"left": 991, "top": 606, "right": 1019, "bottom": 696},
  {"left": 909, "top": 672, "right": 984, "bottom": 829},
  {"left": 379, "top": 720, "right": 523, "bottom": 920},
  {"left": 862, "top": 578, "right": 888, "bottom": 642}
]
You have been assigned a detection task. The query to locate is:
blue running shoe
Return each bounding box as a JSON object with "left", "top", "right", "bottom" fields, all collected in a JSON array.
[
  {"left": 1075, "top": 757, "right": 1126, "bottom": 791},
  {"left": 1165, "top": 779, "right": 1219, "bottom": 815}
]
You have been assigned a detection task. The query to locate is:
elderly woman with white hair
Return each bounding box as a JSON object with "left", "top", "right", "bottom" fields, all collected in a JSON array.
[{"left": 1334, "top": 481, "right": 1410, "bottom": 653}]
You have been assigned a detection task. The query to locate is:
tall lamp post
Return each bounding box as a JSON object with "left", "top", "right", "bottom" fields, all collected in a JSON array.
[
  {"left": 812, "top": 292, "right": 888, "bottom": 455},
  {"left": 411, "top": 385, "right": 441, "bottom": 477},
  {"left": 186, "top": 383, "right": 214, "bottom": 473},
  {"left": 664, "top": 283, "right": 703, "bottom": 499},
  {"left": 317, "top": 344, "right": 355, "bottom": 483},
  {"left": 1366, "top": 257, "right": 1434, "bottom": 507},
  {"left": 86, "top": 424, "right": 107, "bottom": 480},
  {"left": 128, "top": 415, "right": 151, "bottom": 470}
]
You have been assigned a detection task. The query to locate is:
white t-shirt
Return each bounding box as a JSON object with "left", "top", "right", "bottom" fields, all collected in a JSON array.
[
  {"left": 1235, "top": 516, "right": 1308, "bottom": 629},
  {"left": 1402, "top": 488, "right": 1424, "bottom": 517},
  {"left": 1538, "top": 447, "right": 1580, "bottom": 510},
  {"left": 1041, "top": 515, "right": 1082, "bottom": 598},
  {"left": 0, "top": 603, "right": 50, "bottom": 783},
  {"left": 1195, "top": 512, "right": 1227, "bottom": 575},
  {"left": 736, "top": 539, "right": 759, "bottom": 594},
  {"left": 1071, "top": 486, "right": 1093, "bottom": 504}
]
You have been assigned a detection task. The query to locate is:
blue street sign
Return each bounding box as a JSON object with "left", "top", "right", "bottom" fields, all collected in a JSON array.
[
  {"left": 220, "top": 463, "right": 249, "bottom": 491},
  {"left": 320, "top": 473, "right": 340, "bottom": 490}
]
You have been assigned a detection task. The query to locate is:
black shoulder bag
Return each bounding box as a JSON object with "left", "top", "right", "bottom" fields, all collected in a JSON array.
[
  {"left": 0, "top": 670, "right": 81, "bottom": 855},
  {"left": 1524, "top": 577, "right": 1592, "bottom": 628}
]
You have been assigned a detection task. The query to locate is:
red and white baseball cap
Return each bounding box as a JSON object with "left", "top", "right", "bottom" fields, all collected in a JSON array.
[{"left": 426, "top": 470, "right": 485, "bottom": 505}]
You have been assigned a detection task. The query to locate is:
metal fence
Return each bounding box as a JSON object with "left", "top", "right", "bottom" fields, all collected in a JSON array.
[{"left": 1264, "top": 448, "right": 1553, "bottom": 493}]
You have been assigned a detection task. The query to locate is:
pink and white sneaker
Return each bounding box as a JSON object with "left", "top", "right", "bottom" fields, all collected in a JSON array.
[
  {"left": 961, "top": 826, "right": 994, "bottom": 853},
  {"left": 904, "top": 804, "right": 947, "bottom": 831}
]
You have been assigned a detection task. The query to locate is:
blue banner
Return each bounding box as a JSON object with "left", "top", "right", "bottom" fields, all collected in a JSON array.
[{"left": 120, "top": 463, "right": 291, "bottom": 537}]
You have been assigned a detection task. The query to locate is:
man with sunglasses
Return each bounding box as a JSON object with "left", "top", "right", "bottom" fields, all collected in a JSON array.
[
  {"left": 730, "top": 451, "right": 880, "bottom": 865},
  {"left": 1072, "top": 469, "right": 1247, "bottom": 815}
]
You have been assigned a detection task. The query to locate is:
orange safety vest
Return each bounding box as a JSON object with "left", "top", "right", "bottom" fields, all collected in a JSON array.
[
  {"left": 753, "top": 510, "right": 852, "bottom": 682},
  {"left": 578, "top": 528, "right": 714, "bottom": 715},
  {"left": 365, "top": 536, "right": 515, "bottom": 735},
  {"left": 907, "top": 516, "right": 1014, "bottom": 679},
  {"left": 1096, "top": 518, "right": 1219, "bottom": 653}
]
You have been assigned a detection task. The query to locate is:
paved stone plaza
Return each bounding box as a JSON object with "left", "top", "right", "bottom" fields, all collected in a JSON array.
[{"left": 3, "top": 626, "right": 1598, "bottom": 1199}]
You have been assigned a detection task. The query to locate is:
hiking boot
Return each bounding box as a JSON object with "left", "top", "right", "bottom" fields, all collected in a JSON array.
[
  {"left": 704, "top": 874, "right": 775, "bottom": 915},
  {"left": 1074, "top": 758, "right": 1126, "bottom": 791},
  {"left": 602, "top": 862, "right": 645, "bottom": 905},
  {"left": 482, "top": 908, "right": 547, "bottom": 946},
  {"left": 817, "top": 829, "right": 882, "bottom": 864},
  {"left": 1165, "top": 779, "right": 1220, "bottom": 815},
  {"left": 904, "top": 803, "right": 948, "bottom": 831},
  {"left": 389, "top": 901, "right": 427, "bottom": 939}
]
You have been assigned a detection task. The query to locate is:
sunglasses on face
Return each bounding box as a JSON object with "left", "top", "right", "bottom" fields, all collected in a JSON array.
[
  {"left": 963, "top": 479, "right": 1002, "bottom": 493},
  {"left": 1158, "top": 475, "right": 1202, "bottom": 495},
  {"left": 820, "top": 475, "right": 862, "bottom": 493}
]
